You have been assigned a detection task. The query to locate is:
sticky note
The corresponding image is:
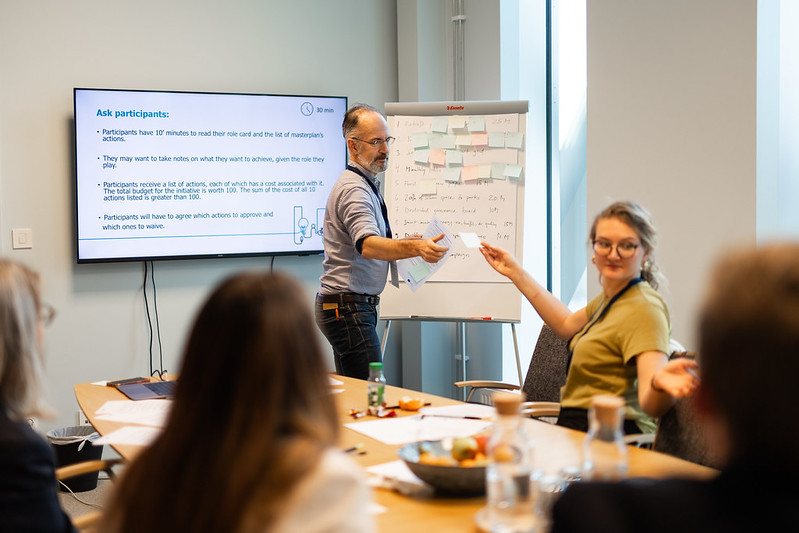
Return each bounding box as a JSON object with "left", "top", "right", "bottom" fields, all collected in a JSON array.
[
  {"left": 419, "top": 178, "right": 437, "bottom": 195},
  {"left": 504, "top": 164, "right": 523, "bottom": 179},
  {"left": 461, "top": 165, "right": 479, "bottom": 182},
  {"left": 443, "top": 167, "right": 461, "bottom": 183},
  {"left": 414, "top": 148, "right": 430, "bottom": 164},
  {"left": 446, "top": 150, "right": 463, "bottom": 166},
  {"left": 411, "top": 132, "right": 429, "bottom": 149},
  {"left": 448, "top": 116, "right": 467, "bottom": 131},
  {"left": 431, "top": 117, "right": 449, "bottom": 133},
  {"left": 471, "top": 133, "right": 488, "bottom": 146},
  {"left": 491, "top": 163, "right": 506, "bottom": 179},
  {"left": 429, "top": 149, "right": 446, "bottom": 166},
  {"left": 455, "top": 134, "right": 471, "bottom": 146},
  {"left": 429, "top": 134, "right": 456, "bottom": 150},
  {"left": 488, "top": 131, "right": 505, "bottom": 148},
  {"left": 478, "top": 165, "right": 492, "bottom": 179},
  {"left": 468, "top": 116, "right": 486, "bottom": 132},
  {"left": 506, "top": 132, "right": 524, "bottom": 149}
]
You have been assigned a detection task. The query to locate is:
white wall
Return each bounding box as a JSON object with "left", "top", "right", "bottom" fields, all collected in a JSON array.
[
  {"left": 0, "top": 0, "right": 398, "bottom": 432},
  {"left": 586, "top": 0, "right": 757, "bottom": 349}
]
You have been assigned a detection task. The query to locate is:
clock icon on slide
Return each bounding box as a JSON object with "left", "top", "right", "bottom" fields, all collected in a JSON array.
[{"left": 301, "top": 102, "right": 314, "bottom": 116}]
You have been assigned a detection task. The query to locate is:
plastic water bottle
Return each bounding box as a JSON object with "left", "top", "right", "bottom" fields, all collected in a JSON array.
[
  {"left": 485, "top": 392, "right": 535, "bottom": 533},
  {"left": 367, "top": 362, "right": 386, "bottom": 409},
  {"left": 582, "top": 394, "right": 629, "bottom": 481}
]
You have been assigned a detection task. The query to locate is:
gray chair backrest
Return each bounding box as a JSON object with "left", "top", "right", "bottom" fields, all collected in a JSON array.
[
  {"left": 653, "top": 395, "right": 718, "bottom": 468},
  {"left": 652, "top": 352, "right": 718, "bottom": 468},
  {"left": 521, "top": 324, "right": 570, "bottom": 403}
]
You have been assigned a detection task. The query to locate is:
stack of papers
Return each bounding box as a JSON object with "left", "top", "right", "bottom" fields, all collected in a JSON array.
[
  {"left": 90, "top": 398, "right": 172, "bottom": 447},
  {"left": 94, "top": 399, "right": 172, "bottom": 427}
]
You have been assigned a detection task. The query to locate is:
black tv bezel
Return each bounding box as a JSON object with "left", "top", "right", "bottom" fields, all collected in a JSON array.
[{"left": 73, "top": 87, "right": 347, "bottom": 264}]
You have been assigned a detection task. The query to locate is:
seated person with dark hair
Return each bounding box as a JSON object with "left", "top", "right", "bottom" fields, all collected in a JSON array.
[{"left": 551, "top": 243, "right": 799, "bottom": 533}]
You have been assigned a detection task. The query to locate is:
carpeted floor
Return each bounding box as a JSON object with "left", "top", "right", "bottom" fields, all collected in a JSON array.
[{"left": 57, "top": 475, "right": 114, "bottom": 523}]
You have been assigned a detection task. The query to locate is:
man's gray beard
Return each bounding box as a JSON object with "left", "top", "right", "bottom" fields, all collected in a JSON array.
[{"left": 367, "top": 158, "right": 388, "bottom": 174}]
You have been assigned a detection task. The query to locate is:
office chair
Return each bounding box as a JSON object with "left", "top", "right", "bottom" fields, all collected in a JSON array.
[
  {"left": 651, "top": 351, "right": 716, "bottom": 466},
  {"left": 454, "top": 324, "right": 569, "bottom": 421},
  {"left": 625, "top": 350, "right": 718, "bottom": 467},
  {"left": 56, "top": 458, "right": 123, "bottom": 532}
]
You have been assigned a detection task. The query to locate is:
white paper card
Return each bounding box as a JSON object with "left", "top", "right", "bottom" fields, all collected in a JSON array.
[{"left": 459, "top": 232, "right": 482, "bottom": 248}]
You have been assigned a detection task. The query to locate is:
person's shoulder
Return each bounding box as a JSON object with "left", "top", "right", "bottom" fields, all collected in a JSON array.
[
  {"left": 333, "top": 171, "right": 372, "bottom": 196},
  {"left": 552, "top": 478, "right": 710, "bottom": 533},
  {"left": 0, "top": 413, "right": 47, "bottom": 454},
  {"left": 271, "top": 447, "right": 373, "bottom": 533},
  {"left": 625, "top": 282, "right": 668, "bottom": 312},
  {"left": 0, "top": 416, "right": 56, "bottom": 489}
]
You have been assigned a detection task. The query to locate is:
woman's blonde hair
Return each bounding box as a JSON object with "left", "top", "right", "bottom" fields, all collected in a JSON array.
[
  {"left": 102, "top": 271, "right": 339, "bottom": 533},
  {"left": 589, "top": 201, "right": 666, "bottom": 291},
  {"left": 0, "top": 259, "right": 51, "bottom": 420}
]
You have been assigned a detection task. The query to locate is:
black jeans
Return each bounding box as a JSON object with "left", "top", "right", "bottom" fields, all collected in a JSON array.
[
  {"left": 557, "top": 407, "right": 642, "bottom": 435},
  {"left": 314, "top": 299, "right": 382, "bottom": 380}
]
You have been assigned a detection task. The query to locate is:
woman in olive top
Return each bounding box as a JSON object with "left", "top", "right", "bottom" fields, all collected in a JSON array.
[{"left": 481, "top": 201, "right": 698, "bottom": 433}]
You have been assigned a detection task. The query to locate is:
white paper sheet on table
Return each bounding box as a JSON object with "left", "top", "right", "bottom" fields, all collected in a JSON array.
[
  {"left": 93, "top": 425, "right": 162, "bottom": 447},
  {"left": 418, "top": 404, "right": 496, "bottom": 419},
  {"left": 366, "top": 460, "right": 434, "bottom": 497},
  {"left": 344, "top": 414, "right": 491, "bottom": 445},
  {"left": 94, "top": 399, "right": 172, "bottom": 427},
  {"left": 367, "top": 460, "right": 424, "bottom": 485}
]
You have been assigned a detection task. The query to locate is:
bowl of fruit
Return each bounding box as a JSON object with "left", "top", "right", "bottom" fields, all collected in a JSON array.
[{"left": 397, "top": 434, "right": 489, "bottom": 495}]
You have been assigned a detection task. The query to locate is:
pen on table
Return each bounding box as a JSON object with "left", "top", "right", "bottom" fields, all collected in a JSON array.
[
  {"left": 421, "top": 414, "right": 484, "bottom": 421},
  {"left": 343, "top": 443, "right": 365, "bottom": 454},
  {"left": 384, "top": 402, "right": 432, "bottom": 409}
]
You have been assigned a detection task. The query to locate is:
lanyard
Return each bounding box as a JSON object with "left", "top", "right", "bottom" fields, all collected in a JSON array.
[
  {"left": 346, "top": 165, "right": 392, "bottom": 238},
  {"left": 565, "top": 277, "right": 644, "bottom": 370}
]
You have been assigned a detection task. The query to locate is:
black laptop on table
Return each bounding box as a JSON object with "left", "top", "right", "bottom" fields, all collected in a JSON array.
[{"left": 116, "top": 380, "right": 177, "bottom": 401}]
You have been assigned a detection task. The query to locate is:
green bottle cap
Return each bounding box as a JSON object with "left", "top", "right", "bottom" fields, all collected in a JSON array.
[{"left": 369, "top": 362, "right": 383, "bottom": 370}]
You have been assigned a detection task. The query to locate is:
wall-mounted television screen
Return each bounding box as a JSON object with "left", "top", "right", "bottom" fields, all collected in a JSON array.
[{"left": 74, "top": 88, "right": 347, "bottom": 263}]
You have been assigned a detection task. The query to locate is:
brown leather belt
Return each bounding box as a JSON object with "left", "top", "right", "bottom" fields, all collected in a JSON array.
[{"left": 316, "top": 293, "right": 380, "bottom": 305}]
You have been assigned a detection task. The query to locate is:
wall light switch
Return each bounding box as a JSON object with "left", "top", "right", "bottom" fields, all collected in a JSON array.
[{"left": 12, "top": 228, "right": 33, "bottom": 249}]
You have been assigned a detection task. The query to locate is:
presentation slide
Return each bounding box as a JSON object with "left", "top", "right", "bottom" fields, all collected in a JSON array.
[{"left": 74, "top": 89, "right": 346, "bottom": 262}]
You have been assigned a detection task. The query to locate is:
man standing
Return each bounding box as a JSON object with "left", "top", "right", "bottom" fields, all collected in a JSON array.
[{"left": 316, "top": 104, "right": 448, "bottom": 379}]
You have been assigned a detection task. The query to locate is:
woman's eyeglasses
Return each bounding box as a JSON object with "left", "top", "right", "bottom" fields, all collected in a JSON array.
[{"left": 592, "top": 240, "right": 640, "bottom": 258}]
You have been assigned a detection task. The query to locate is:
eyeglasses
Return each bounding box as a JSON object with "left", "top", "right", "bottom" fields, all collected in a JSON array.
[
  {"left": 40, "top": 303, "right": 56, "bottom": 326},
  {"left": 350, "top": 136, "right": 395, "bottom": 147},
  {"left": 592, "top": 240, "right": 640, "bottom": 258}
]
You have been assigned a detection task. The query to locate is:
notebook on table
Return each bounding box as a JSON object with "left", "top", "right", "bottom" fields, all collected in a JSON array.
[{"left": 117, "top": 380, "right": 177, "bottom": 401}]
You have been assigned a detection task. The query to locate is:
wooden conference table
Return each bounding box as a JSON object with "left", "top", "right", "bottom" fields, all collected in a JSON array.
[{"left": 75, "top": 376, "right": 717, "bottom": 532}]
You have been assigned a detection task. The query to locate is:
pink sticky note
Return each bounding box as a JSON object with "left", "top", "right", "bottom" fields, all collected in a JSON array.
[
  {"left": 471, "top": 133, "right": 488, "bottom": 146},
  {"left": 429, "top": 149, "right": 447, "bottom": 166},
  {"left": 462, "top": 165, "right": 479, "bottom": 182}
]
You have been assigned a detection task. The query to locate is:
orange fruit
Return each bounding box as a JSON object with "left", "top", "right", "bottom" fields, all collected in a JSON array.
[{"left": 398, "top": 396, "right": 425, "bottom": 411}]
